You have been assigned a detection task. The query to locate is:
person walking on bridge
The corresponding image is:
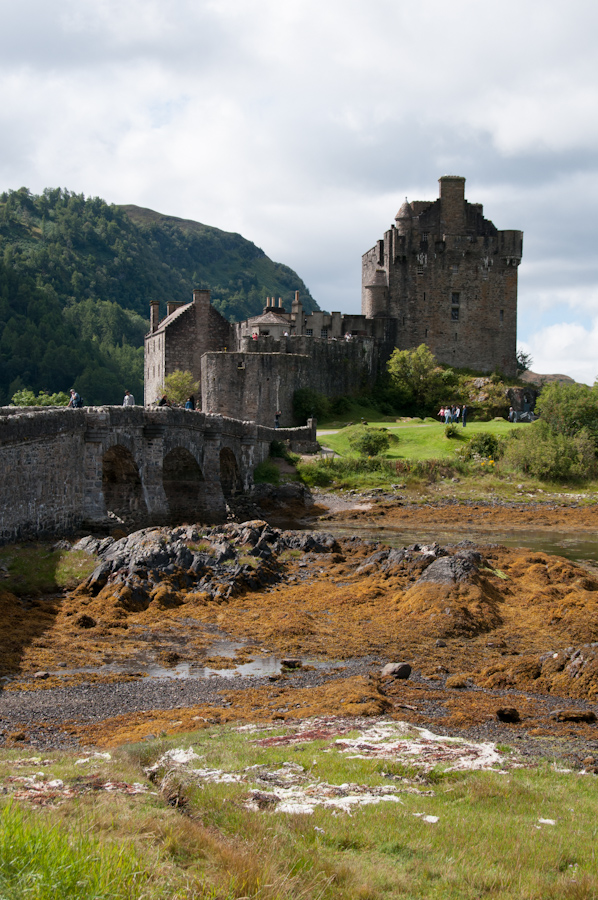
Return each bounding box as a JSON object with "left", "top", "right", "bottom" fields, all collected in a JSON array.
[{"left": 123, "top": 390, "right": 135, "bottom": 406}]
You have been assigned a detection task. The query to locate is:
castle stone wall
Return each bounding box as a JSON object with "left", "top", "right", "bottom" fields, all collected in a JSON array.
[
  {"left": 0, "top": 409, "right": 86, "bottom": 542},
  {"left": 202, "top": 337, "right": 378, "bottom": 426}
]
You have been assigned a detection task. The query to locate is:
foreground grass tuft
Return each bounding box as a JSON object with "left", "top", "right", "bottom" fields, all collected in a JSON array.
[{"left": 0, "top": 802, "right": 151, "bottom": 900}]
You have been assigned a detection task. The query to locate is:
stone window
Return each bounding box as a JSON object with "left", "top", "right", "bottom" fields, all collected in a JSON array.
[
  {"left": 500, "top": 309, "right": 504, "bottom": 323},
  {"left": 305, "top": 328, "right": 313, "bottom": 336},
  {"left": 320, "top": 328, "right": 328, "bottom": 339},
  {"left": 417, "top": 266, "right": 424, "bottom": 276},
  {"left": 451, "top": 292, "right": 460, "bottom": 321},
  {"left": 452, "top": 264, "right": 459, "bottom": 275}
]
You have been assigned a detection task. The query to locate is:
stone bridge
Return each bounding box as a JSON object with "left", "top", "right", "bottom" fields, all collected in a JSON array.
[{"left": 0, "top": 406, "right": 317, "bottom": 544}]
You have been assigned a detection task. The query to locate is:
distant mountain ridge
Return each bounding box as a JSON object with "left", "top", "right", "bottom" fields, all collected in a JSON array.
[{"left": 0, "top": 187, "right": 318, "bottom": 405}]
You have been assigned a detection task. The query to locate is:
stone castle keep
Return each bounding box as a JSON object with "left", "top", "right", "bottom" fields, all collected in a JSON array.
[{"left": 145, "top": 176, "right": 522, "bottom": 425}]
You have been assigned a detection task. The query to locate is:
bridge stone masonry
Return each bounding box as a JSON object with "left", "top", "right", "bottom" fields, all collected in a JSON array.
[{"left": 0, "top": 406, "right": 317, "bottom": 544}]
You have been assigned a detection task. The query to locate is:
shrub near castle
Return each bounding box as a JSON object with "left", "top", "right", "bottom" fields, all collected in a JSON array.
[{"left": 348, "top": 426, "right": 392, "bottom": 457}]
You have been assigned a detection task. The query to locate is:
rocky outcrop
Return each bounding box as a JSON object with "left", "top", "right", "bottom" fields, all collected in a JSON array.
[{"left": 74, "top": 521, "right": 341, "bottom": 604}]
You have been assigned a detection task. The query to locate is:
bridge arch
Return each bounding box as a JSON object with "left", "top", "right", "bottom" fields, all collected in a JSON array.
[
  {"left": 102, "top": 444, "right": 147, "bottom": 522},
  {"left": 219, "top": 446, "right": 242, "bottom": 498},
  {"left": 163, "top": 447, "right": 205, "bottom": 523}
]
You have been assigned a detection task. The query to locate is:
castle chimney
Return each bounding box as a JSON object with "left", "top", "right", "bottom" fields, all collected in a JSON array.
[
  {"left": 193, "top": 288, "right": 211, "bottom": 304},
  {"left": 167, "top": 300, "right": 186, "bottom": 317},
  {"left": 439, "top": 175, "right": 466, "bottom": 234},
  {"left": 278, "top": 297, "right": 283, "bottom": 308},
  {"left": 150, "top": 301, "right": 160, "bottom": 333}
]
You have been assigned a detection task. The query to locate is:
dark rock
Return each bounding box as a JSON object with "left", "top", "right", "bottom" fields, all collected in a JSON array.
[
  {"left": 281, "top": 658, "right": 302, "bottom": 669},
  {"left": 381, "top": 663, "right": 412, "bottom": 679},
  {"left": 496, "top": 707, "right": 520, "bottom": 723},
  {"left": 85, "top": 560, "right": 112, "bottom": 594},
  {"left": 381, "top": 548, "right": 407, "bottom": 571},
  {"left": 174, "top": 546, "right": 193, "bottom": 569},
  {"left": 75, "top": 614, "right": 97, "bottom": 629},
  {"left": 238, "top": 526, "right": 261, "bottom": 547},
  {"left": 435, "top": 639, "right": 447, "bottom": 648},
  {"left": 356, "top": 550, "right": 390, "bottom": 574},
  {"left": 212, "top": 542, "right": 236, "bottom": 563},
  {"left": 280, "top": 531, "right": 340, "bottom": 554},
  {"left": 415, "top": 551, "right": 481, "bottom": 586},
  {"left": 252, "top": 482, "right": 313, "bottom": 509}
]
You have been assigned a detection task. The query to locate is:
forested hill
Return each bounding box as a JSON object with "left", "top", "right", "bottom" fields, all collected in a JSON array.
[{"left": 0, "top": 187, "right": 318, "bottom": 405}]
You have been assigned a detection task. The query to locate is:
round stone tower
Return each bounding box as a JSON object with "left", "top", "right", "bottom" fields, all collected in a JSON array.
[
  {"left": 395, "top": 199, "right": 413, "bottom": 236},
  {"left": 363, "top": 267, "right": 389, "bottom": 318}
]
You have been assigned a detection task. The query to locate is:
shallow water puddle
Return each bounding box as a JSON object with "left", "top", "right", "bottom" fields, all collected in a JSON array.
[
  {"left": 51, "top": 635, "right": 323, "bottom": 681},
  {"left": 328, "top": 525, "right": 598, "bottom": 565}
]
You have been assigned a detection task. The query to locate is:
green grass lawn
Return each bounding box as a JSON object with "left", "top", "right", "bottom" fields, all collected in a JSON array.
[
  {"left": 318, "top": 418, "right": 523, "bottom": 461},
  {"left": 303, "top": 417, "right": 598, "bottom": 499}
]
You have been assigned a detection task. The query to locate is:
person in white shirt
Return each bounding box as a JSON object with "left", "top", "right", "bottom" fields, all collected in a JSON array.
[{"left": 123, "top": 390, "right": 135, "bottom": 406}]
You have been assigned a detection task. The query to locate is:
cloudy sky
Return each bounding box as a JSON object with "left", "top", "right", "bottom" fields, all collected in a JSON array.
[{"left": 1, "top": 0, "right": 597, "bottom": 381}]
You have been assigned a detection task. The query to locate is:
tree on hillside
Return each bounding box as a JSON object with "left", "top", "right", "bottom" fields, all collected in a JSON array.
[
  {"left": 387, "top": 344, "right": 457, "bottom": 413},
  {"left": 516, "top": 349, "right": 533, "bottom": 374},
  {"left": 0, "top": 186, "right": 318, "bottom": 404},
  {"left": 10, "top": 389, "right": 69, "bottom": 406}
]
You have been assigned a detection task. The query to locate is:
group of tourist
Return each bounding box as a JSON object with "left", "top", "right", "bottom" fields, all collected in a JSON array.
[
  {"left": 66, "top": 389, "right": 200, "bottom": 409},
  {"left": 439, "top": 404, "right": 467, "bottom": 427}
]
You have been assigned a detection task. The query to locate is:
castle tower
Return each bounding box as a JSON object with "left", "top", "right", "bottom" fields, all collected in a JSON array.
[
  {"left": 363, "top": 268, "right": 389, "bottom": 317},
  {"left": 439, "top": 175, "right": 466, "bottom": 234},
  {"left": 361, "top": 175, "right": 522, "bottom": 376}
]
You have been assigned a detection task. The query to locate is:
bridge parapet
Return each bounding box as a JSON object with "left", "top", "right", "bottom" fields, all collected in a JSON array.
[{"left": 0, "top": 406, "right": 317, "bottom": 543}]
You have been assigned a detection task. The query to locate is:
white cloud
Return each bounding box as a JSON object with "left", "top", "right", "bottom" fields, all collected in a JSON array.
[
  {"left": 1, "top": 0, "right": 598, "bottom": 374},
  {"left": 520, "top": 321, "right": 598, "bottom": 385}
]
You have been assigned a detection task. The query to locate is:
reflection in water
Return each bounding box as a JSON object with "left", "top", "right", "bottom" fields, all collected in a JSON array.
[
  {"left": 55, "top": 636, "right": 329, "bottom": 681},
  {"left": 328, "top": 525, "right": 598, "bottom": 566}
]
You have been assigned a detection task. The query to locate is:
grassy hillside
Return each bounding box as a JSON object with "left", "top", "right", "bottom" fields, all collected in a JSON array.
[{"left": 0, "top": 188, "right": 318, "bottom": 405}]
